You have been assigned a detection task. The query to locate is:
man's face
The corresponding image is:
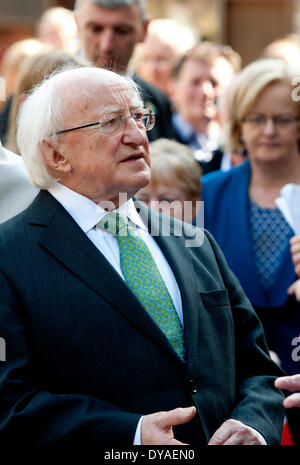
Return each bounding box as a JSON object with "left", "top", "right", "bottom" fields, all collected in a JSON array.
[
  {"left": 137, "top": 35, "right": 175, "bottom": 94},
  {"left": 170, "top": 58, "right": 218, "bottom": 133},
  {"left": 47, "top": 74, "right": 151, "bottom": 206},
  {"left": 76, "top": 2, "right": 148, "bottom": 72}
]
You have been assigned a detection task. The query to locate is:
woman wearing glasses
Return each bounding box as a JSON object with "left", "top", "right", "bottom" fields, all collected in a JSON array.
[{"left": 202, "top": 58, "right": 300, "bottom": 375}]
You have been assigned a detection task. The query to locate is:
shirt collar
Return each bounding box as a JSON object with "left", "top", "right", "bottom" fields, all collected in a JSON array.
[
  {"left": 48, "top": 183, "right": 147, "bottom": 234},
  {"left": 172, "top": 113, "right": 196, "bottom": 143}
]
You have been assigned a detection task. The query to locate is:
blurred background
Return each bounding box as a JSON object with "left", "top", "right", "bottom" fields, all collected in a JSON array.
[
  {"left": 2, "top": 0, "right": 300, "bottom": 107},
  {"left": 2, "top": 0, "right": 300, "bottom": 65}
]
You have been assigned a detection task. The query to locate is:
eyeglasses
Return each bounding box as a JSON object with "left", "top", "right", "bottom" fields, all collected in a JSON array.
[
  {"left": 242, "top": 114, "right": 299, "bottom": 128},
  {"left": 50, "top": 109, "right": 155, "bottom": 137}
]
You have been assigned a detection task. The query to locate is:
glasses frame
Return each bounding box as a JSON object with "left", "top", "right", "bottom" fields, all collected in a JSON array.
[
  {"left": 241, "top": 113, "right": 300, "bottom": 128},
  {"left": 49, "top": 109, "right": 155, "bottom": 137}
]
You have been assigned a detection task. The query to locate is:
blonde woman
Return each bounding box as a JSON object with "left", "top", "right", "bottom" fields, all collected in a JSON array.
[{"left": 202, "top": 59, "right": 300, "bottom": 375}]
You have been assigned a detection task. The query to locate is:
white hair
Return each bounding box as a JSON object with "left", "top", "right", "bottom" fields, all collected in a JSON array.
[
  {"left": 17, "top": 66, "right": 143, "bottom": 190},
  {"left": 74, "top": 0, "right": 146, "bottom": 20},
  {"left": 17, "top": 75, "right": 64, "bottom": 189}
]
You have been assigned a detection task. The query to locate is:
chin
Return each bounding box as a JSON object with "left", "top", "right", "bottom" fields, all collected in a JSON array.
[{"left": 130, "top": 176, "right": 150, "bottom": 197}]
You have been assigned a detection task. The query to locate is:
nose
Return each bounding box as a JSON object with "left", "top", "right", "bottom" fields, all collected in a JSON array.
[
  {"left": 99, "top": 28, "right": 114, "bottom": 53},
  {"left": 121, "top": 116, "right": 147, "bottom": 146},
  {"left": 202, "top": 80, "right": 215, "bottom": 99},
  {"left": 263, "top": 118, "right": 276, "bottom": 134}
]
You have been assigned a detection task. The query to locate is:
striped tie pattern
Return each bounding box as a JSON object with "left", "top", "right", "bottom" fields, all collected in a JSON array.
[{"left": 98, "top": 212, "right": 185, "bottom": 361}]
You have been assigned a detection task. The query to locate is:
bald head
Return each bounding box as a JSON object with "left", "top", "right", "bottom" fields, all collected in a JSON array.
[{"left": 51, "top": 67, "right": 142, "bottom": 130}]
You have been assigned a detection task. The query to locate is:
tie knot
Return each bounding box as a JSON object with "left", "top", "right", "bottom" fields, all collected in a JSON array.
[{"left": 97, "top": 212, "right": 130, "bottom": 236}]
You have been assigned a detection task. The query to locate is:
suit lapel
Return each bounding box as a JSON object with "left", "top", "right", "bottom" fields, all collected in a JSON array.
[{"left": 29, "top": 191, "right": 183, "bottom": 361}]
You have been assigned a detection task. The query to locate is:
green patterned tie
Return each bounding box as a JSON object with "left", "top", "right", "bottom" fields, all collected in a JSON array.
[{"left": 98, "top": 212, "right": 185, "bottom": 361}]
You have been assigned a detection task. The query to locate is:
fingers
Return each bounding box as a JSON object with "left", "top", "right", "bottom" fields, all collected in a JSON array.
[
  {"left": 208, "top": 419, "right": 263, "bottom": 445},
  {"left": 290, "top": 235, "right": 300, "bottom": 247},
  {"left": 283, "top": 392, "right": 300, "bottom": 409},
  {"left": 160, "top": 406, "right": 197, "bottom": 428},
  {"left": 287, "top": 279, "right": 300, "bottom": 301},
  {"left": 275, "top": 374, "right": 300, "bottom": 392},
  {"left": 275, "top": 375, "right": 300, "bottom": 408},
  {"left": 290, "top": 236, "right": 300, "bottom": 276},
  {"left": 141, "top": 406, "right": 196, "bottom": 445}
]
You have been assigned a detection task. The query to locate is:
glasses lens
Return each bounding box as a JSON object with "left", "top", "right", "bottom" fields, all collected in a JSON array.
[
  {"left": 101, "top": 116, "right": 122, "bottom": 135},
  {"left": 274, "top": 115, "right": 298, "bottom": 125},
  {"left": 142, "top": 112, "right": 155, "bottom": 131}
]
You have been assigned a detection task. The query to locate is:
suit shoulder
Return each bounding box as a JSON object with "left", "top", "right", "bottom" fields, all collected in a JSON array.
[
  {"left": 202, "top": 160, "right": 250, "bottom": 196},
  {"left": 133, "top": 74, "right": 170, "bottom": 105},
  {"left": 0, "top": 208, "right": 30, "bottom": 238}
]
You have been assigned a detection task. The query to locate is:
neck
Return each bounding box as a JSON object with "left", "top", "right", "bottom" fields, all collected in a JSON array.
[{"left": 249, "top": 156, "right": 300, "bottom": 207}]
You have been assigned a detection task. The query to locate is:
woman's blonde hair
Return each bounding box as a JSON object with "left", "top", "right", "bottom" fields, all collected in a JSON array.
[
  {"left": 223, "top": 58, "right": 300, "bottom": 153},
  {"left": 149, "top": 138, "right": 202, "bottom": 199}
]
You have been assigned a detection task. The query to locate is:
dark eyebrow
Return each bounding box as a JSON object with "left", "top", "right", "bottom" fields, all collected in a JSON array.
[
  {"left": 85, "top": 21, "right": 135, "bottom": 30},
  {"left": 85, "top": 21, "right": 103, "bottom": 29}
]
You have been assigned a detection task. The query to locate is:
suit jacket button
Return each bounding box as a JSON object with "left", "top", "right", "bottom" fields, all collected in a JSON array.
[{"left": 189, "top": 379, "right": 197, "bottom": 394}]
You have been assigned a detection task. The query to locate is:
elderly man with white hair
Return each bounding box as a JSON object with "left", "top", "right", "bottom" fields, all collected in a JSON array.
[{"left": 0, "top": 66, "right": 284, "bottom": 447}]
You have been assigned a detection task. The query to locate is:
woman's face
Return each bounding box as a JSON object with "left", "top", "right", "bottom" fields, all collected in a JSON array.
[
  {"left": 241, "top": 82, "right": 300, "bottom": 165},
  {"left": 136, "top": 180, "right": 200, "bottom": 223}
]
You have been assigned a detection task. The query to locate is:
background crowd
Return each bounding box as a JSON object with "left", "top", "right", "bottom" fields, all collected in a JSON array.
[{"left": 0, "top": 0, "right": 299, "bottom": 446}]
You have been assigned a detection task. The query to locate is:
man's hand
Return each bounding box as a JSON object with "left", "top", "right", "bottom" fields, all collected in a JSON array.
[
  {"left": 287, "top": 278, "right": 300, "bottom": 301},
  {"left": 275, "top": 374, "right": 300, "bottom": 408},
  {"left": 141, "top": 406, "right": 197, "bottom": 445},
  {"left": 290, "top": 235, "right": 300, "bottom": 277},
  {"left": 208, "top": 419, "right": 265, "bottom": 445}
]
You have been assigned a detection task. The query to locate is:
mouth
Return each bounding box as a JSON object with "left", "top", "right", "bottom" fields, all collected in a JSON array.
[
  {"left": 121, "top": 152, "right": 145, "bottom": 163},
  {"left": 259, "top": 142, "right": 280, "bottom": 148}
]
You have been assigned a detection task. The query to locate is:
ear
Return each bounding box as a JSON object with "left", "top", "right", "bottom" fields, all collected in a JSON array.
[
  {"left": 40, "top": 139, "right": 72, "bottom": 174},
  {"left": 139, "top": 15, "right": 151, "bottom": 43}
]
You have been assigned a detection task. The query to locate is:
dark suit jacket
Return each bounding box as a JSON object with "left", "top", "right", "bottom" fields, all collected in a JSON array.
[
  {"left": 172, "top": 125, "right": 225, "bottom": 175},
  {"left": 133, "top": 74, "right": 176, "bottom": 142},
  {"left": 0, "top": 191, "right": 284, "bottom": 446}
]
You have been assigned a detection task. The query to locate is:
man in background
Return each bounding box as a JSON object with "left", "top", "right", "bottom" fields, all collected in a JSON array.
[
  {"left": 74, "top": 0, "right": 175, "bottom": 142},
  {"left": 168, "top": 42, "right": 243, "bottom": 173}
]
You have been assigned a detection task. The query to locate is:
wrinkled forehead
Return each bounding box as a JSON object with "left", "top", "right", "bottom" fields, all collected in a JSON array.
[{"left": 58, "top": 71, "right": 142, "bottom": 123}]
